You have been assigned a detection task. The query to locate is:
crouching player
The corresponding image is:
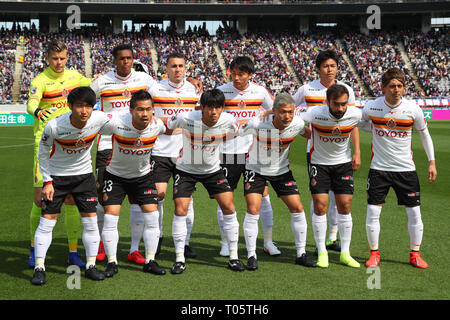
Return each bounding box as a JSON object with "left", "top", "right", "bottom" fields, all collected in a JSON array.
[
  {"left": 165, "top": 89, "right": 245, "bottom": 274},
  {"left": 239, "top": 93, "right": 315, "bottom": 270},
  {"left": 32, "top": 87, "right": 110, "bottom": 285},
  {"left": 100, "top": 90, "right": 167, "bottom": 277}
]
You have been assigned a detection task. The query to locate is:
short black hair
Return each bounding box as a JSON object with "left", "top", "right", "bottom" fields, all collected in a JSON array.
[
  {"left": 67, "top": 86, "right": 97, "bottom": 107},
  {"left": 315, "top": 49, "right": 339, "bottom": 69},
  {"left": 130, "top": 90, "right": 153, "bottom": 109},
  {"left": 229, "top": 56, "right": 255, "bottom": 74},
  {"left": 166, "top": 52, "right": 186, "bottom": 65},
  {"left": 326, "top": 84, "right": 349, "bottom": 102},
  {"left": 200, "top": 89, "right": 225, "bottom": 108},
  {"left": 112, "top": 44, "right": 133, "bottom": 59}
]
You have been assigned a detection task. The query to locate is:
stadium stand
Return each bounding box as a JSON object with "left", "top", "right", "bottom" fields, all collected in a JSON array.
[{"left": 0, "top": 31, "right": 17, "bottom": 104}]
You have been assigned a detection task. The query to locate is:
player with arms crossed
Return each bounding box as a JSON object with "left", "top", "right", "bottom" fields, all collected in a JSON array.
[
  {"left": 165, "top": 89, "right": 244, "bottom": 274},
  {"left": 149, "top": 52, "right": 201, "bottom": 259},
  {"left": 32, "top": 87, "right": 109, "bottom": 285},
  {"left": 239, "top": 93, "right": 316, "bottom": 270},
  {"left": 217, "top": 56, "right": 278, "bottom": 257},
  {"left": 362, "top": 68, "right": 437, "bottom": 269},
  {"left": 27, "top": 39, "right": 92, "bottom": 269},
  {"left": 300, "top": 84, "right": 361, "bottom": 268},
  {"left": 293, "top": 49, "right": 357, "bottom": 253},
  {"left": 100, "top": 90, "right": 167, "bottom": 277}
]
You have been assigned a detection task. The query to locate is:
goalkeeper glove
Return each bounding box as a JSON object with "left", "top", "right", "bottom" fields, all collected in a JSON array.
[{"left": 34, "top": 107, "right": 58, "bottom": 122}]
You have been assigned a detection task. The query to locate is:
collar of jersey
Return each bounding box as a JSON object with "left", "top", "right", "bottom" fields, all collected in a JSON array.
[
  {"left": 114, "top": 70, "right": 132, "bottom": 81},
  {"left": 384, "top": 98, "right": 402, "bottom": 109},
  {"left": 46, "top": 67, "right": 65, "bottom": 80},
  {"left": 168, "top": 79, "right": 185, "bottom": 89}
]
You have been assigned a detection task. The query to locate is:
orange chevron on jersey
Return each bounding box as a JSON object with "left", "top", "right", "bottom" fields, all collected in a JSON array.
[
  {"left": 224, "top": 99, "right": 264, "bottom": 109},
  {"left": 304, "top": 96, "right": 326, "bottom": 106},
  {"left": 183, "top": 131, "right": 227, "bottom": 144},
  {"left": 100, "top": 86, "right": 148, "bottom": 101},
  {"left": 311, "top": 123, "right": 355, "bottom": 136},
  {"left": 113, "top": 134, "right": 158, "bottom": 149},
  {"left": 256, "top": 135, "right": 296, "bottom": 147},
  {"left": 153, "top": 96, "right": 198, "bottom": 108},
  {"left": 55, "top": 131, "right": 98, "bottom": 148},
  {"left": 369, "top": 116, "right": 414, "bottom": 131},
  {"left": 41, "top": 84, "right": 81, "bottom": 103}
]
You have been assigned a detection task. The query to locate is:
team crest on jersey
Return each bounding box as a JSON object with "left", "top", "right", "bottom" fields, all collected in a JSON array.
[
  {"left": 332, "top": 127, "right": 341, "bottom": 136},
  {"left": 202, "top": 135, "right": 215, "bottom": 144},
  {"left": 62, "top": 88, "right": 69, "bottom": 98},
  {"left": 75, "top": 138, "right": 86, "bottom": 147},
  {"left": 387, "top": 118, "right": 397, "bottom": 129},
  {"left": 238, "top": 99, "right": 246, "bottom": 109},
  {"left": 123, "top": 88, "right": 131, "bottom": 99},
  {"left": 175, "top": 98, "right": 184, "bottom": 107},
  {"left": 31, "top": 87, "right": 37, "bottom": 95},
  {"left": 134, "top": 137, "right": 143, "bottom": 148}
]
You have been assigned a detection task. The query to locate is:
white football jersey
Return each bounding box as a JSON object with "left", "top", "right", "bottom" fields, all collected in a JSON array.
[
  {"left": 240, "top": 115, "right": 306, "bottom": 176},
  {"left": 300, "top": 105, "right": 362, "bottom": 165},
  {"left": 90, "top": 70, "right": 157, "bottom": 151},
  {"left": 39, "top": 111, "right": 110, "bottom": 182},
  {"left": 101, "top": 113, "right": 166, "bottom": 179},
  {"left": 293, "top": 79, "right": 356, "bottom": 154},
  {"left": 150, "top": 79, "right": 200, "bottom": 158},
  {"left": 362, "top": 97, "right": 427, "bottom": 172},
  {"left": 167, "top": 110, "right": 239, "bottom": 175},
  {"left": 217, "top": 81, "right": 274, "bottom": 154}
]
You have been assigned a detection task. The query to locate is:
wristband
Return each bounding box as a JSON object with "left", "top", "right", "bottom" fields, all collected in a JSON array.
[
  {"left": 34, "top": 108, "right": 42, "bottom": 118},
  {"left": 43, "top": 181, "right": 53, "bottom": 185}
]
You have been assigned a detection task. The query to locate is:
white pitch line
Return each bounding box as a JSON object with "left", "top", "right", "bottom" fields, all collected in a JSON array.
[{"left": 0, "top": 143, "right": 34, "bottom": 148}]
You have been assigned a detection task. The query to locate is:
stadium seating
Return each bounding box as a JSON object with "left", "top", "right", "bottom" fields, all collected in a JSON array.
[{"left": 1, "top": 28, "right": 447, "bottom": 104}]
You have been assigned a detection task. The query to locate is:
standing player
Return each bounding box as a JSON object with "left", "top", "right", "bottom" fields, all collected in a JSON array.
[
  {"left": 100, "top": 90, "right": 167, "bottom": 277},
  {"left": 26, "top": 39, "right": 91, "bottom": 269},
  {"left": 216, "top": 56, "right": 278, "bottom": 257},
  {"left": 362, "top": 68, "right": 437, "bottom": 269},
  {"left": 300, "top": 84, "right": 361, "bottom": 268},
  {"left": 90, "top": 44, "right": 158, "bottom": 265},
  {"left": 32, "top": 87, "right": 109, "bottom": 285},
  {"left": 239, "top": 93, "right": 316, "bottom": 270},
  {"left": 165, "top": 89, "right": 244, "bottom": 274},
  {"left": 149, "top": 52, "right": 201, "bottom": 259},
  {"left": 293, "top": 49, "right": 357, "bottom": 252}
]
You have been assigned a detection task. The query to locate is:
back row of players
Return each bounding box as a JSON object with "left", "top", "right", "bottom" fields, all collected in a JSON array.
[{"left": 27, "top": 40, "right": 437, "bottom": 285}]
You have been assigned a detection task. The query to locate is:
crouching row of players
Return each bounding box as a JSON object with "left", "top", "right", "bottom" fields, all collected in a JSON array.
[{"left": 31, "top": 77, "right": 436, "bottom": 284}]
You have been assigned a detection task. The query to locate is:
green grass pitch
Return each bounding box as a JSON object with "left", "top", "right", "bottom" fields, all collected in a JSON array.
[{"left": 0, "top": 121, "right": 449, "bottom": 301}]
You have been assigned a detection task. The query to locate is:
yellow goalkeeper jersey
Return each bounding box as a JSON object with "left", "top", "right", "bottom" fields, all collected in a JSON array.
[{"left": 27, "top": 67, "right": 91, "bottom": 137}]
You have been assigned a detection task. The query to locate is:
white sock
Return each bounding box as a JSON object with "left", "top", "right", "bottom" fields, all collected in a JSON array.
[
  {"left": 96, "top": 203, "right": 104, "bottom": 234},
  {"left": 129, "top": 204, "right": 144, "bottom": 253},
  {"left": 366, "top": 204, "right": 382, "bottom": 250},
  {"left": 312, "top": 213, "right": 327, "bottom": 253},
  {"left": 172, "top": 214, "right": 187, "bottom": 263},
  {"left": 406, "top": 206, "right": 423, "bottom": 251},
  {"left": 243, "top": 213, "right": 259, "bottom": 258},
  {"left": 328, "top": 190, "right": 338, "bottom": 241},
  {"left": 157, "top": 199, "right": 164, "bottom": 238},
  {"left": 217, "top": 205, "right": 224, "bottom": 234},
  {"left": 310, "top": 200, "right": 314, "bottom": 219},
  {"left": 260, "top": 195, "right": 274, "bottom": 245},
  {"left": 291, "top": 211, "right": 307, "bottom": 257},
  {"left": 142, "top": 211, "right": 160, "bottom": 263},
  {"left": 102, "top": 214, "right": 119, "bottom": 264},
  {"left": 34, "top": 217, "right": 57, "bottom": 270},
  {"left": 337, "top": 213, "right": 353, "bottom": 253},
  {"left": 81, "top": 216, "right": 100, "bottom": 267},
  {"left": 223, "top": 212, "right": 239, "bottom": 260},
  {"left": 185, "top": 199, "right": 194, "bottom": 246}
]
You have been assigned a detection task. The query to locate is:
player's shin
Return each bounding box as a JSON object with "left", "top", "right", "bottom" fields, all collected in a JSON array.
[
  {"left": 260, "top": 195, "right": 274, "bottom": 244},
  {"left": 328, "top": 191, "right": 338, "bottom": 242},
  {"left": 291, "top": 211, "right": 307, "bottom": 257},
  {"left": 406, "top": 206, "right": 423, "bottom": 251},
  {"left": 30, "top": 202, "right": 42, "bottom": 246},
  {"left": 185, "top": 199, "right": 194, "bottom": 245},
  {"left": 312, "top": 213, "right": 327, "bottom": 253},
  {"left": 337, "top": 213, "right": 352, "bottom": 253},
  {"left": 130, "top": 204, "right": 144, "bottom": 253},
  {"left": 102, "top": 214, "right": 119, "bottom": 263},
  {"left": 223, "top": 212, "right": 240, "bottom": 260},
  {"left": 172, "top": 214, "right": 187, "bottom": 263},
  {"left": 81, "top": 216, "right": 100, "bottom": 268},
  {"left": 366, "top": 205, "right": 382, "bottom": 250},
  {"left": 157, "top": 199, "right": 164, "bottom": 237},
  {"left": 142, "top": 211, "right": 160, "bottom": 262},
  {"left": 243, "top": 213, "right": 259, "bottom": 258},
  {"left": 34, "top": 217, "right": 57, "bottom": 270}
]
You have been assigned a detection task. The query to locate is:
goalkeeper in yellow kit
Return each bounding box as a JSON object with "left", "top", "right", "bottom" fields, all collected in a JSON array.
[{"left": 27, "top": 39, "right": 92, "bottom": 268}]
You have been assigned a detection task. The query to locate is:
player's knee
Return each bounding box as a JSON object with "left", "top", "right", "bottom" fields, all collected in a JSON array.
[
  {"left": 221, "top": 204, "right": 236, "bottom": 215},
  {"left": 247, "top": 206, "right": 260, "bottom": 215},
  {"left": 288, "top": 204, "right": 304, "bottom": 213}
]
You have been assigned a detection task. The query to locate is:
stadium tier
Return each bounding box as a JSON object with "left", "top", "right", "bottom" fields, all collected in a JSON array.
[{"left": 0, "top": 28, "right": 448, "bottom": 104}]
